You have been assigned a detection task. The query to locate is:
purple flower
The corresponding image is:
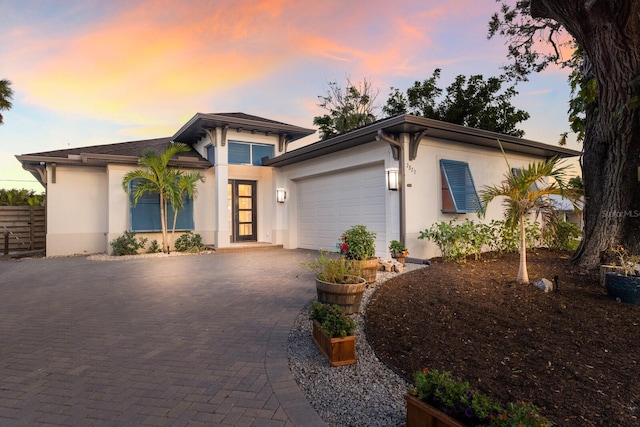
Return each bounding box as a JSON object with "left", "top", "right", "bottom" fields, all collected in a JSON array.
[{"left": 465, "top": 407, "right": 474, "bottom": 418}]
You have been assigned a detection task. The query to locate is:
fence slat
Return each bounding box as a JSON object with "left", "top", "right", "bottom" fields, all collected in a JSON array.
[{"left": 0, "top": 206, "right": 46, "bottom": 253}]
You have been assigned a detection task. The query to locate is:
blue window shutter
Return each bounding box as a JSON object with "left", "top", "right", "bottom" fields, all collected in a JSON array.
[
  {"left": 167, "top": 195, "right": 194, "bottom": 230},
  {"left": 440, "top": 160, "right": 480, "bottom": 213},
  {"left": 130, "top": 179, "right": 195, "bottom": 231},
  {"left": 130, "top": 179, "right": 162, "bottom": 231}
]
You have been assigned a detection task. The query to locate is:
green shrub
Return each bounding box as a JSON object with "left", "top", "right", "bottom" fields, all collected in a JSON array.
[
  {"left": 309, "top": 302, "right": 356, "bottom": 338},
  {"left": 338, "top": 224, "right": 377, "bottom": 260},
  {"left": 487, "top": 219, "right": 542, "bottom": 253},
  {"left": 411, "top": 368, "right": 550, "bottom": 426},
  {"left": 418, "top": 218, "right": 492, "bottom": 263},
  {"left": 542, "top": 219, "right": 582, "bottom": 251},
  {"left": 110, "top": 231, "right": 147, "bottom": 256},
  {"left": 419, "top": 218, "right": 552, "bottom": 262},
  {"left": 146, "top": 239, "right": 162, "bottom": 253},
  {"left": 302, "top": 251, "right": 363, "bottom": 284},
  {"left": 174, "top": 231, "right": 204, "bottom": 252}
]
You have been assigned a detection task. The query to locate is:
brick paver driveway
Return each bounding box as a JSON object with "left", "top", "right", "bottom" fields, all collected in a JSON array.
[{"left": 0, "top": 250, "right": 325, "bottom": 426}]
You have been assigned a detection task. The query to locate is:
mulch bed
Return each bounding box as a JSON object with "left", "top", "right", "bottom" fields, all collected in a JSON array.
[{"left": 366, "top": 249, "right": 639, "bottom": 426}]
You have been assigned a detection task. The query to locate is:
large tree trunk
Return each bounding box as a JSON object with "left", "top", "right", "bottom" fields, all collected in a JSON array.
[{"left": 533, "top": 0, "right": 640, "bottom": 269}]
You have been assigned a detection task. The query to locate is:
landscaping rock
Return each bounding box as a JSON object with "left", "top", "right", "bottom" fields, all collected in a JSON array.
[{"left": 533, "top": 278, "right": 554, "bottom": 293}]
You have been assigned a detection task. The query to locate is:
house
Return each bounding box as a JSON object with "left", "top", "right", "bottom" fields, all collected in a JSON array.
[{"left": 16, "top": 112, "right": 580, "bottom": 259}]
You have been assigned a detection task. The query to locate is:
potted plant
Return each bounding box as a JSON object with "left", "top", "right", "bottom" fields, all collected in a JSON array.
[
  {"left": 388, "top": 239, "right": 409, "bottom": 265},
  {"left": 604, "top": 245, "right": 640, "bottom": 304},
  {"left": 303, "top": 251, "right": 366, "bottom": 314},
  {"left": 406, "top": 368, "right": 549, "bottom": 427},
  {"left": 309, "top": 301, "right": 357, "bottom": 366},
  {"left": 338, "top": 224, "right": 378, "bottom": 283}
]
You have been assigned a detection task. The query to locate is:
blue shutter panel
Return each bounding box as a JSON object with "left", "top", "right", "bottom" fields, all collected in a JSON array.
[
  {"left": 130, "top": 179, "right": 195, "bottom": 232},
  {"left": 440, "top": 160, "right": 480, "bottom": 213}
]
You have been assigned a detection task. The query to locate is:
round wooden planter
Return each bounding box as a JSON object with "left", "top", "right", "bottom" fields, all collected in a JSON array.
[
  {"left": 351, "top": 257, "right": 379, "bottom": 283},
  {"left": 315, "top": 276, "right": 366, "bottom": 314},
  {"left": 605, "top": 272, "right": 640, "bottom": 304}
]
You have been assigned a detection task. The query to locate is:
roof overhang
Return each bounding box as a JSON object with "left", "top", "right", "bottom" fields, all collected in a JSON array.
[
  {"left": 172, "top": 113, "right": 316, "bottom": 145},
  {"left": 264, "top": 114, "right": 581, "bottom": 167},
  {"left": 15, "top": 153, "right": 211, "bottom": 187}
]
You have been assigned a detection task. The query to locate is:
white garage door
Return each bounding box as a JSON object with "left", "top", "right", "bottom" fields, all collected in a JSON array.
[{"left": 297, "top": 164, "right": 386, "bottom": 256}]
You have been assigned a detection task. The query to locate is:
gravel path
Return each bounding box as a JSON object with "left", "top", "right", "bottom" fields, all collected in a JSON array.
[{"left": 287, "top": 263, "right": 426, "bottom": 427}]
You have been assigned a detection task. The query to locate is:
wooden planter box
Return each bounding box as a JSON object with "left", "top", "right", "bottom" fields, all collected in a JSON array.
[
  {"left": 405, "top": 393, "right": 464, "bottom": 427},
  {"left": 312, "top": 319, "right": 356, "bottom": 367}
]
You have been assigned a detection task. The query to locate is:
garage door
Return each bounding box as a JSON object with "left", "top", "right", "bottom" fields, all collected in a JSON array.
[{"left": 297, "top": 164, "right": 386, "bottom": 256}]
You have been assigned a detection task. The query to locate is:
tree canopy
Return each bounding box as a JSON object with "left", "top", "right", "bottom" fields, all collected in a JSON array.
[
  {"left": 489, "top": 0, "right": 640, "bottom": 268},
  {"left": 313, "top": 78, "right": 379, "bottom": 140},
  {"left": 0, "top": 79, "right": 13, "bottom": 125},
  {"left": 383, "top": 68, "right": 530, "bottom": 137}
]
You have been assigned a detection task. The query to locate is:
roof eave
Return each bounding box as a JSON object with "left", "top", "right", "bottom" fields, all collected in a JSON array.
[{"left": 264, "top": 115, "right": 581, "bottom": 167}]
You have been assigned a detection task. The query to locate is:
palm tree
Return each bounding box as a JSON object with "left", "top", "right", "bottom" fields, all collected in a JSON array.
[
  {"left": 479, "top": 156, "right": 570, "bottom": 284},
  {"left": 0, "top": 79, "right": 14, "bottom": 125},
  {"left": 168, "top": 171, "right": 204, "bottom": 251},
  {"left": 122, "top": 143, "right": 191, "bottom": 253}
]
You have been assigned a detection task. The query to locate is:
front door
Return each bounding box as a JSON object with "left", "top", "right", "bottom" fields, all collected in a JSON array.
[{"left": 228, "top": 180, "right": 257, "bottom": 242}]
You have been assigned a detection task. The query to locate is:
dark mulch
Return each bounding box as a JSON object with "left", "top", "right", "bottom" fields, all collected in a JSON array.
[{"left": 366, "top": 250, "right": 639, "bottom": 426}]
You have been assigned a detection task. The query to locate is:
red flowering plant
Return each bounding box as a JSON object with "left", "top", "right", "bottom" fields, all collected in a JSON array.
[
  {"left": 409, "top": 368, "right": 550, "bottom": 426},
  {"left": 336, "top": 224, "right": 377, "bottom": 260}
]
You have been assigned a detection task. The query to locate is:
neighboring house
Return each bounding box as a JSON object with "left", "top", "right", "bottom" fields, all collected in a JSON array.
[{"left": 16, "top": 112, "right": 580, "bottom": 259}]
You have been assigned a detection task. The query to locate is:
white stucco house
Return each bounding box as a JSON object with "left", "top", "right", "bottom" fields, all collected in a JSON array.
[{"left": 16, "top": 112, "right": 580, "bottom": 259}]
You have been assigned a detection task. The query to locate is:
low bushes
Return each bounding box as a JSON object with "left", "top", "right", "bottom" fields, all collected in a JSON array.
[{"left": 419, "top": 217, "right": 580, "bottom": 262}]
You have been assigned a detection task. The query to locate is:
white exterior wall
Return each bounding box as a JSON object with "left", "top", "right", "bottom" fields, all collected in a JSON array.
[
  {"left": 46, "top": 165, "right": 108, "bottom": 256},
  {"left": 405, "top": 136, "right": 553, "bottom": 259},
  {"left": 277, "top": 140, "right": 399, "bottom": 258}
]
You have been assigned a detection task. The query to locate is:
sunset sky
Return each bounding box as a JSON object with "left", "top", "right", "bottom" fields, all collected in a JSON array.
[{"left": 0, "top": 0, "right": 579, "bottom": 192}]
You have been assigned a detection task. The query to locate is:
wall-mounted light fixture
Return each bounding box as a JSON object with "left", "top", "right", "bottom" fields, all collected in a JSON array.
[
  {"left": 276, "top": 188, "right": 287, "bottom": 203},
  {"left": 386, "top": 168, "right": 399, "bottom": 191}
]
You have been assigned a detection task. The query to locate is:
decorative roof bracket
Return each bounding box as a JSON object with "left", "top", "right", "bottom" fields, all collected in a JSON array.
[
  {"left": 409, "top": 130, "right": 426, "bottom": 161},
  {"left": 278, "top": 134, "right": 289, "bottom": 153},
  {"left": 203, "top": 128, "right": 217, "bottom": 146}
]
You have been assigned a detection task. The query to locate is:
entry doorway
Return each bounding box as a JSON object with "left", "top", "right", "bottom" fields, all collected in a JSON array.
[{"left": 228, "top": 180, "right": 257, "bottom": 242}]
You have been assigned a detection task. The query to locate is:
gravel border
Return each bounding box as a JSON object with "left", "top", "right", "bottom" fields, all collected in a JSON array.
[{"left": 287, "top": 263, "right": 426, "bottom": 427}]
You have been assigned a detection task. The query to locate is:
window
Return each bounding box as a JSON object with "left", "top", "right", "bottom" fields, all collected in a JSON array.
[
  {"left": 228, "top": 141, "right": 274, "bottom": 166},
  {"left": 511, "top": 167, "right": 539, "bottom": 193},
  {"left": 206, "top": 144, "right": 215, "bottom": 165},
  {"left": 129, "top": 179, "right": 194, "bottom": 232},
  {"left": 440, "top": 159, "right": 480, "bottom": 213}
]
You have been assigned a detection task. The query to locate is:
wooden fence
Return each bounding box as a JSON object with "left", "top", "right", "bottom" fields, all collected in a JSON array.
[{"left": 0, "top": 206, "right": 46, "bottom": 254}]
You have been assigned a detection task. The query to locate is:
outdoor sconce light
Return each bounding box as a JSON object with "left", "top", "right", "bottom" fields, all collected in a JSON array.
[
  {"left": 386, "top": 168, "right": 399, "bottom": 191},
  {"left": 276, "top": 188, "right": 287, "bottom": 203}
]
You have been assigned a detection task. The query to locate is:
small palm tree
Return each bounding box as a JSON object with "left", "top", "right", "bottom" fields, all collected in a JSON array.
[
  {"left": 122, "top": 143, "right": 192, "bottom": 253},
  {"left": 168, "top": 171, "right": 204, "bottom": 251},
  {"left": 479, "top": 156, "right": 570, "bottom": 284}
]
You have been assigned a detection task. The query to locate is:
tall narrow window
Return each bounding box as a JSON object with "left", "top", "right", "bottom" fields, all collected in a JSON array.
[
  {"left": 207, "top": 144, "right": 215, "bottom": 165},
  {"left": 440, "top": 159, "right": 480, "bottom": 213}
]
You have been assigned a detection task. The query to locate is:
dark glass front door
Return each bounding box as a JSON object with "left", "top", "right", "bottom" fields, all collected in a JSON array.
[{"left": 229, "top": 180, "right": 257, "bottom": 242}]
